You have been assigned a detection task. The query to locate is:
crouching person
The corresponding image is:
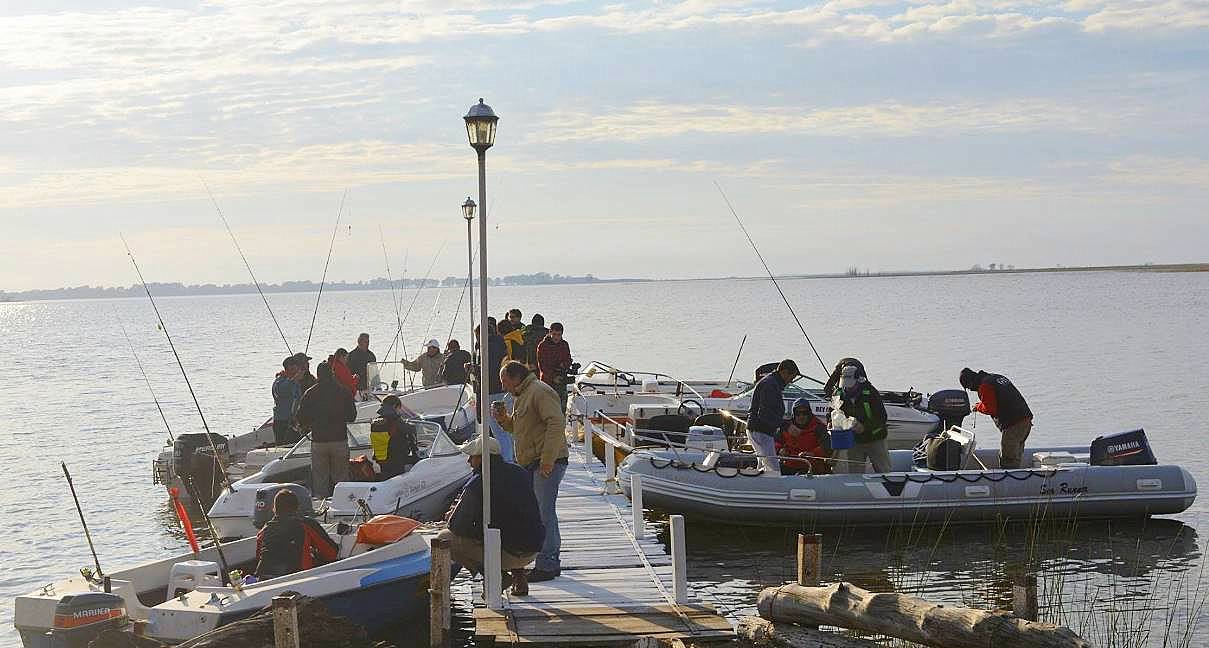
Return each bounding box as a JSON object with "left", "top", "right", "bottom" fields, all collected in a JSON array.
[{"left": 437, "top": 435, "right": 545, "bottom": 596}]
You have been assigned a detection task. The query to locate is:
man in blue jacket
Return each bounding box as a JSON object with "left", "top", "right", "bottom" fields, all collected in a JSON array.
[
  {"left": 438, "top": 435, "right": 545, "bottom": 596},
  {"left": 747, "top": 359, "right": 798, "bottom": 473},
  {"left": 272, "top": 355, "right": 302, "bottom": 444}
]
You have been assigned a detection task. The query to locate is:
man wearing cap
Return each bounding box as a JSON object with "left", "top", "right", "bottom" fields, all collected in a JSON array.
[
  {"left": 746, "top": 359, "right": 798, "bottom": 474},
  {"left": 439, "top": 435, "right": 544, "bottom": 596},
  {"left": 272, "top": 356, "right": 303, "bottom": 444},
  {"left": 495, "top": 361, "right": 569, "bottom": 582},
  {"left": 347, "top": 333, "right": 377, "bottom": 395},
  {"left": 402, "top": 339, "right": 445, "bottom": 388},
  {"left": 833, "top": 362, "right": 890, "bottom": 473},
  {"left": 293, "top": 352, "right": 316, "bottom": 392}
]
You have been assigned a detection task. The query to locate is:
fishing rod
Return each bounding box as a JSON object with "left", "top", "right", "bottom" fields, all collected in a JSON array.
[
  {"left": 384, "top": 242, "right": 445, "bottom": 362},
  {"left": 726, "top": 334, "right": 748, "bottom": 387},
  {"left": 447, "top": 269, "right": 474, "bottom": 343},
  {"left": 304, "top": 189, "right": 349, "bottom": 355},
  {"left": 379, "top": 227, "right": 406, "bottom": 368},
  {"left": 203, "top": 180, "right": 293, "bottom": 356},
  {"left": 62, "top": 462, "right": 104, "bottom": 580},
  {"left": 714, "top": 181, "right": 828, "bottom": 375},
  {"left": 117, "top": 315, "right": 175, "bottom": 444},
  {"left": 121, "top": 235, "right": 233, "bottom": 493}
]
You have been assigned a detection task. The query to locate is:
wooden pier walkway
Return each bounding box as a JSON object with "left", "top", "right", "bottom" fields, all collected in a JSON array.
[{"left": 468, "top": 425, "right": 734, "bottom": 646}]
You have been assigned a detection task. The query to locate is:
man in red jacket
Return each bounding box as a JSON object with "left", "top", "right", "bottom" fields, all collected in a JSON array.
[
  {"left": 536, "top": 323, "right": 574, "bottom": 412},
  {"left": 960, "top": 368, "right": 1034, "bottom": 469}
]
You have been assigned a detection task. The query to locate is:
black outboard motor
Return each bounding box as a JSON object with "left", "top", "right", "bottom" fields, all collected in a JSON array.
[
  {"left": 925, "top": 389, "right": 971, "bottom": 430},
  {"left": 174, "top": 433, "right": 229, "bottom": 486},
  {"left": 252, "top": 483, "right": 315, "bottom": 529},
  {"left": 1090, "top": 429, "right": 1157, "bottom": 466},
  {"left": 49, "top": 592, "right": 128, "bottom": 648}
]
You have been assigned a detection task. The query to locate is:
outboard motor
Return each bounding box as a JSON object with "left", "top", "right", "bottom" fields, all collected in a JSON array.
[
  {"left": 1090, "top": 429, "right": 1157, "bottom": 466},
  {"left": 252, "top": 483, "right": 314, "bottom": 529},
  {"left": 925, "top": 389, "right": 971, "bottom": 430},
  {"left": 49, "top": 592, "right": 128, "bottom": 648},
  {"left": 174, "top": 433, "right": 229, "bottom": 497}
]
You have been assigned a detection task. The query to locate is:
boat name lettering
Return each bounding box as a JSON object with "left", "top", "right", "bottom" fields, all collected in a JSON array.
[
  {"left": 1040, "top": 482, "right": 1089, "bottom": 496},
  {"left": 1108, "top": 441, "right": 1141, "bottom": 454}
]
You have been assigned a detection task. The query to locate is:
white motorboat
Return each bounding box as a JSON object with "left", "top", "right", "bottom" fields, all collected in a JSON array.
[
  {"left": 13, "top": 518, "right": 431, "bottom": 647},
  {"left": 207, "top": 421, "right": 472, "bottom": 540}
]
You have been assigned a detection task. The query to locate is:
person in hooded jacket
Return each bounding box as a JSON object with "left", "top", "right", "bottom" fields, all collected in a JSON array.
[
  {"left": 777, "top": 398, "right": 832, "bottom": 475},
  {"left": 255, "top": 489, "right": 338, "bottom": 579},
  {"left": 960, "top": 368, "right": 1033, "bottom": 469},
  {"left": 329, "top": 348, "right": 358, "bottom": 396},
  {"left": 834, "top": 363, "right": 890, "bottom": 473},
  {"left": 521, "top": 314, "right": 549, "bottom": 370},
  {"left": 370, "top": 395, "right": 420, "bottom": 478},
  {"left": 297, "top": 361, "right": 357, "bottom": 497}
]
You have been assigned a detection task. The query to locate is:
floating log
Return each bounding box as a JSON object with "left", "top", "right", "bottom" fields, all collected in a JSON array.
[
  {"left": 736, "top": 616, "right": 882, "bottom": 648},
  {"left": 758, "top": 583, "right": 1092, "bottom": 648}
]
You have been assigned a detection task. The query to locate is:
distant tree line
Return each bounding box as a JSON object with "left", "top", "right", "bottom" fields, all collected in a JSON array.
[{"left": 0, "top": 273, "right": 634, "bottom": 302}]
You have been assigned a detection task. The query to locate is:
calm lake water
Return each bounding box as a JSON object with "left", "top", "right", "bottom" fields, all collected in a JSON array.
[{"left": 2, "top": 271, "right": 1208, "bottom": 646}]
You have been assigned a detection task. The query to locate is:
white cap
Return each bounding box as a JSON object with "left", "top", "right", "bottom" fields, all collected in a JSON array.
[
  {"left": 426, "top": 339, "right": 441, "bottom": 350},
  {"left": 458, "top": 435, "right": 501, "bottom": 456}
]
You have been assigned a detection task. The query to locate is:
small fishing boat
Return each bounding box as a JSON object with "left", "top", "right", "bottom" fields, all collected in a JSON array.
[
  {"left": 153, "top": 383, "right": 476, "bottom": 501},
  {"left": 207, "top": 422, "right": 472, "bottom": 540},
  {"left": 616, "top": 428, "right": 1197, "bottom": 526},
  {"left": 12, "top": 517, "right": 431, "bottom": 647}
]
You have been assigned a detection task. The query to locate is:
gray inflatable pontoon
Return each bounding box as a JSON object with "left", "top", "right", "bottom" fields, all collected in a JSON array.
[{"left": 618, "top": 432, "right": 1196, "bottom": 526}]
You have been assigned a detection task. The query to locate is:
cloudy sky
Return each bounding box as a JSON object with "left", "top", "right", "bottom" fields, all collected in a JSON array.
[{"left": 1, "top": 0, "right": 1206, "bottom": 291}]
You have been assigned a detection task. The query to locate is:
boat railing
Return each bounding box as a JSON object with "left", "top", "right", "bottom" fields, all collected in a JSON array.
[{"left": 577, "top": 361, "right": 711, "bottom": 404}]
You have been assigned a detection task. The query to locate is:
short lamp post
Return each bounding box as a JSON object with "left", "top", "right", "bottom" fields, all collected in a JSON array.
[{"left": 461, "top": 197, "right": 476, "bottom": 352}]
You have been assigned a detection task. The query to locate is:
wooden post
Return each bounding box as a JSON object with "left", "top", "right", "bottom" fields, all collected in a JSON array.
[
  {"left": 272, "top": 593, "right": 300, "bottom": 648},
  {"left": 132, "top": 620, "right": 148, "bottom": 637},
  {"left": 605, "top": 442, "right": 617, "bottom": 492},
  {"left": 1013, "top": 573, "right": 1039, "bottom": 621},
  {"left": 631, "top": 473, "right": 644, "bottom": 539},
  {"left": 430, "top": 535, "right": 451, "bottom": 648},
  {"left": 583, "top": 419, "right": 593, "bottom": 463},
  {"left": 797, "top": 533, "right": 821, "bottom": 586},
  {"left": 670, "top": 514, "right": 687, "bottom": 604},
  {"left": 484, "top": 528, "right": 503, "bottom": 610}
]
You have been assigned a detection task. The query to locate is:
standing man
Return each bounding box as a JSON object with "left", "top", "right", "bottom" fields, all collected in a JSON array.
[
  {"left": 441, "top": 339, "right": 472, "bottom": 385},
  {"left": 960, "top": 368, "right": 1033, "bottom": 469},
  {"left": 521, "top": 314, "right": 549, "bottom": 370},
  {"left": 475, "top": 319, "right": 513, "bottom": 462},
  {"left": 272, "top": 355, "right": 303, "bottom": 445},
  {"left": 293, "top": 352, "right": 316, "bottom": 392},
  {"left": 746, "top": 359, "right": 797, "bottom": 474},
  {"left": 494, "top": 361, "right": 568, "bottom": 583},
  {"left": 833, "top": 363, "right": 890, "bottom": 473},
  {"left": 536, "top": 322, "right": 573, "bottom": 413},
  {"left": 402, "top": 339, "right": 445, "bottom": 388},
  {"left": 296, "top": 361, "right": 357, "bottom": 498},
  {"left": 347, "top": 333, "right": 377, "bottom": 395}
]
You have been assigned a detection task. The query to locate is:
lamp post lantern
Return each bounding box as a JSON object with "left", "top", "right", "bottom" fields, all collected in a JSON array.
[
  {"left": 464, "top": 98, "right": 498, "bottom": 549},
  {"left": 461, "top": 197, "right": 476, "bottom": 353}
]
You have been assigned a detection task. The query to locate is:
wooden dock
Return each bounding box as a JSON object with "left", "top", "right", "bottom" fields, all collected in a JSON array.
[{"left": 467, "top": 424, "right": 734, "bottom": 646}]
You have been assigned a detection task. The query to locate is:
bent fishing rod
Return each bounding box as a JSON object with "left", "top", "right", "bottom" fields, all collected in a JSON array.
[
  {"left": 117, "top": 315, "right": 175, "bottom": 444},
  {"left": 62, "top": 462, "right": 104, "bottom": 581},
  {"left": 203, "top": 180, "right": 293, "bottom": 356},
  {"left": 714, "top": 181, "right": 829, "bottom": 375},
  {"left": 121, "top": 235, "right": 233, "bottom": 493},
  {"left": 304, "top": 189, "right": 349, "bottom": 355}
]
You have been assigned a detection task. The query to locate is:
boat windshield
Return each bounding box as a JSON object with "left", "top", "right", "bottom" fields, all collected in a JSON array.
[
  {"left": 407, "top": 419, "right": 461, "bottom": 457},
  {"left": 366, "top": 362, "right": 409, "bottom": 391},
  {"left": 732, "top": 381, "right": 827, "bottom": 401},
  {"left": 282, "top": 422, "right": 374, "bottom": 460}
]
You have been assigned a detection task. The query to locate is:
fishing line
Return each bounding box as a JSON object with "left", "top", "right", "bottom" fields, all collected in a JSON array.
[
  {"left": 304, "top": 189, "right": 349, "bottom": 355},
  {"left": 380, "top": 228, "right": 406, "bottom": 370},
  {"left": 446, "top": 252, "right": 476, "bottom": 343},
  {"left": 121, "top": 234, "right": 232, "bottom": 493},
  {"left": 203, "top": 179, "right": 292, "bottom": 356},
  {"left": 117, "top": 314, "right": 175, "bottom": 443},
  {"left": 390, "top": 242, "right": 446, "bottom": 358},
  {"left": 714, "top": 181, "right": 828, "bottom": 375}
]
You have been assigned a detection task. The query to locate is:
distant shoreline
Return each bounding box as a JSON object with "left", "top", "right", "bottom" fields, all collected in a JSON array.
[{"left": 0, "top": 263, "right": 1204, "bottom": 303}]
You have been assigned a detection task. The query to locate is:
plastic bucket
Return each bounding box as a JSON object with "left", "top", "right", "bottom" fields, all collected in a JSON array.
[{"left": 830, "top": 428, "right": 855, "bottom": 450}]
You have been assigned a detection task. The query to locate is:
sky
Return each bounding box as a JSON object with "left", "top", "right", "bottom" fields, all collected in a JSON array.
[{"left": 1, "top": 0, "right": 1207, "bottom": 291}]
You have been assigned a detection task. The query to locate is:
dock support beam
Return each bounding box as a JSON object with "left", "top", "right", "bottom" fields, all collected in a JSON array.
[
  {"left": 430, "top": 535, "right": 451, "bottom": 648},
  {"left": 484, "top": 528, "right": 504, "bottom": 610},
  {"left": 670, "top": 514, "right": 687, "bottom": 604},
  {"left": 797, "top": 533, "right": 821, "bottom": 586},
  {"left": 631, "top": 474, "right": 644, "bottom": 539},
  {"left": 272, "top": 593, "right": 300, "bottom": 648}
]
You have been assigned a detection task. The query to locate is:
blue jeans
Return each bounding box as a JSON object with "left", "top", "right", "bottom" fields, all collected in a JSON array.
[
  {"left": 527, "top": 458, "right": 567, "bottom": 573},
  {"left": 487, "top": 392, "right": 515, "bottom": 463}
]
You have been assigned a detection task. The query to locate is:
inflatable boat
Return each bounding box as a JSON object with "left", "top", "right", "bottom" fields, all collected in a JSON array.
[{"left": 617, "top": 428, "right": 1196, "bottom": 526}]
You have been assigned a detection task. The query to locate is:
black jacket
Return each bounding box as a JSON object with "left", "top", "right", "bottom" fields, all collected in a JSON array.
[
  {"left": 297, "top": 362, "right": 357, "bottom": 443},
  {"left": 835, "top": 382, "right": 888, "bottom": 444},
  {"left": 347, "top": 347, "right": 377, "bottom": 390},
  {"left": 521, "top": 324, "right": 548, "bottom": 367},
  {"left": 448, "top": 455, "right": 544, "bottom": 555},
  {"left": 474, "top": 333, "right": 507, "bottom": 394},
  {"left": 441, "top": 348, "right": 473, "bottom": 385},
  {"left": 255, "top": 513, "right": 339, "bottom": 578},
  {"left": 748, "top": 372, "right": 788, "bottom": 437}
]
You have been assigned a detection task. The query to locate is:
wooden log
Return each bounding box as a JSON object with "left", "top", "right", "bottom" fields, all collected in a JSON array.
[
  {"left": 757, "top": 583, "right": 1092, "bottom": 648},
  {"left": 736, "top": 616, "right": 883, "bottom": 648},
  {"left": 272, "top": 594, "right": 299, "bottom": 648},
  {"left": 430, "top": 535, "right": 451, "bottom": 648}
]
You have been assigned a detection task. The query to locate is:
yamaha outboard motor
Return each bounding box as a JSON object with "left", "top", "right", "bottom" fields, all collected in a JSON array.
[
  {"left": 925, "top": 389, "right": 971, "bottom": 430},
  {"left": 1091, "top": 429, "right": 1157, "bottom": 466},
  {"left": 252, "top": 483, "right": 315, "bottom": 529},
  {"left": 49, "top": 592, "right": 128, "bottom": 648}
]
